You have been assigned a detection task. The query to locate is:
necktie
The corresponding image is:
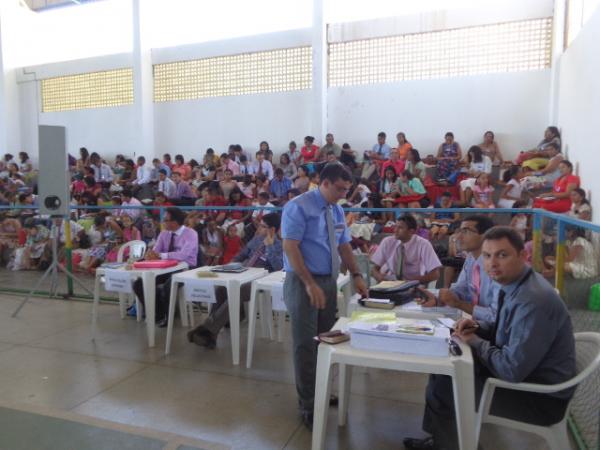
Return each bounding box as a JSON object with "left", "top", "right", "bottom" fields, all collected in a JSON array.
[
  {"left": 490, "top": 289, "right": 506, "bottom": 347},
  {"left": 325, "top": 206, "right": 340, "bottom": 279},
  {"left": 471, "top": 262, "right": 481, "bottom": 306},
  {"left": 395, "top": 244, "right": 405, "bottom": 280},
  {"left": 168, "top": 232, "right": 176, "bottom": 252},
  {"left": 258, "top": 162, "right": 263, "bottom": 175},
  {"left": 379, "top": 144, "right": 383, "bottom": 155},
  {"left": 246, "top": 243, "right": 265, "bottom": 268}
]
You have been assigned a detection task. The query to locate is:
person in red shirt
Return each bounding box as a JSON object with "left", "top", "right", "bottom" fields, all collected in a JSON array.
[
  {"left": 300, "top": 136, "right": 319, "bottom": 164},
  {"left": 203, "top": 185, "right": 227, "bottom": 224},
  {"left": 532, "top": 160, "right": 579, "bottom": 213},
  {"left": 380, "top": 148, "right": 406, "bottom": 178},
  {"left": 222, "top": 224, "right": 243, "bottom": 264}
]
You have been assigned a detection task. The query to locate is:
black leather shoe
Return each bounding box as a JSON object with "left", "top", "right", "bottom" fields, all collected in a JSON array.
[
  {"left": 403, "top": 436, "right": 434, "bottom": 450},
  {"left": 157, "top": 317, "right": 168, "bottom": 328},
  {"left": 301, "top": 411, "right": 313, "bottom": 432},
  {"left": 191, "top": 326, "right": 217, "bottom": 349},
  {"left": 329, "top": 395, "right": 339, "bottom": 407}
]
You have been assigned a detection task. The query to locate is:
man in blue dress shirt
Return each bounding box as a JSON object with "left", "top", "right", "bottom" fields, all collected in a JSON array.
[
  {"left": 404, "top": 226, "right": 575, "bottom": 450},
  {"left": 420, "top": 215, "right": 498, "bottom": 322},
  {"left": 282, "top": 163, "right": 369, "bottom": 430}
]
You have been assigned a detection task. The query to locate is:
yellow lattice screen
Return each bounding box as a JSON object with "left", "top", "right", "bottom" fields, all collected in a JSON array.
[
  {"left": 154, "top": 46, "right": 312, "bottom": 102},
  {"left": 41, "top": 68, "right": 134, "bottom": 112},
  {"left": 329, "top": 18, "right": 553, "bottom": 87}
]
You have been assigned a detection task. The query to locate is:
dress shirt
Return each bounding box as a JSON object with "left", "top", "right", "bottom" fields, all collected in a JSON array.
[
  {"left": 133, "top": 164, "right": 151, "bottom": 185},
  {"left": 120, "top": 197, "right": 142, "bottom": 220},
  {"left": 92, "top": 163, "right": 114, "bottom": 183},
  {"left": 158, "top": 177, "right": 177, "bottom": 199},
  {"left": 282, "top": 188, "right": 351, "bottom": 275},
  {"left": 173, "top": 180, "right": 195, "bottom": 199},
  {"left": 370, "top": 234, "right": 441, "bottom": 281},
  {"left": 371, "top": 143, "right": 392, "bottom": 160},
  {"left": 224, "top": 160, "right": 240, "bottom": 176},
  {"left": 234, "top": 234, "right": 283, "bottom": 272},
  {"left": 450, "top": 253, "right": 498, "bottom": 322},
  {"left": 156, "top": 225, "right": 198, "bottom": 267},
  {"left": 471, "top": 267, "right": 576, "bottom": 399},
  {"left": 269, "top": 177, "right": 292, "bottom": 199},
  {"left": 249, "top": 160, "right": 274, "bottom": 180}
]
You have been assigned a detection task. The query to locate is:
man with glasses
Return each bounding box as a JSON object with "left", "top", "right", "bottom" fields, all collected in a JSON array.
[
  {"left": 188, "top": 213, "right": 283, "bottom": 348},
  {"left": 419, "top": 215, "right": 498, "bottom": 322},
  {"left": 132, "top": 207, "right": 198, "bottom": 327},
  {"left": 370, "top": 214, "right": 441, "bottom": 285},
  {"left": 282, "top": 163, "right": 369, "bottom": 430}
]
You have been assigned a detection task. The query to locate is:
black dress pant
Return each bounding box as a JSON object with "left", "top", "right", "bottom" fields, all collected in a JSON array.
[
  {"left": 422, "top": 362, "right": 570, "bottom": 450},
  {"left": 132, "top": 273, "right": 174, "bottom": 321}
]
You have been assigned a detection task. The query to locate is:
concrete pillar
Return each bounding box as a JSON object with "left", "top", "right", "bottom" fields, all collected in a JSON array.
[
  {"left": 549, "top": 0, "right": 567, "bottom": 125},
  {"left": 132, "top": 0, "right": 154, "bottom": 159},
  {"left": 312, "top": 0, "right": 327, "bottom": 144}
]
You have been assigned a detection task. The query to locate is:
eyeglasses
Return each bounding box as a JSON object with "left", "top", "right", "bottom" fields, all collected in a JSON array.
[{"left": 457, "top": 227, "right": 479, "bottom": 235}]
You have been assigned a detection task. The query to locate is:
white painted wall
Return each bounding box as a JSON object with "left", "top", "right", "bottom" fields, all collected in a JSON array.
[
  {"left": 557, "top": 3, "right": 600, "bottom": 219},
  {"left": 328, "top": 70, "right": 552, "bottom": 159}
]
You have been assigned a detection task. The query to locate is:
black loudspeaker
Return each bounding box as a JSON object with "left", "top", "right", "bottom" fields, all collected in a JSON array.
[{"left": 38, "top": 125, "right": 70, "bottom": 216}]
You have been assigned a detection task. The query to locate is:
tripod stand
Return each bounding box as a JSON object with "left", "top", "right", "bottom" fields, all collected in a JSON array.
[{"left": 12, "top": 217, "right": 94, "bottom": 318}]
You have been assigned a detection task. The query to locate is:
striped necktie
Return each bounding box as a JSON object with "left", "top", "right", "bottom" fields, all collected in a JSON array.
[
  {"left": 325, "top": 206, "right": 340, "bottom": 279},
  {"left": 471, "top": 262, "right": 481, "bottom": 306}
]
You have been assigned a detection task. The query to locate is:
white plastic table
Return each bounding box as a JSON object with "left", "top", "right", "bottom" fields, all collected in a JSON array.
[
  {"left": 312, "top": 318, "right": 476, "bottom": 450},
  {"left": 245, "top": 271, "right": 353, "bottom": 369},
  {"left": 346, "top": 295, "right": 462, "bottom": 320},
  {"left": 164, "top": 266, "right": 268, "bottom": 365},
  {"left": 92, "top": 262, "right": 189, "bottom": 348}
]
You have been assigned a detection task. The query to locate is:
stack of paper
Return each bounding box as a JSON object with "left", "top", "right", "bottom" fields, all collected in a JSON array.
[{"left": 348, "top": 313, "right": 450, "bottom": 356}]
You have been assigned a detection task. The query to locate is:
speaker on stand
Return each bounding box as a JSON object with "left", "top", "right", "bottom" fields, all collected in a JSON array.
[{"left": 12, "top": 126, "right": 94, "bottom": 318}]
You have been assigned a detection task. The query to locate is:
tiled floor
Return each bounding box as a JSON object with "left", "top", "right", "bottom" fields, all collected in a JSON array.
[{"left": 0, "top": 271, "right": 550, "bottom": 449}]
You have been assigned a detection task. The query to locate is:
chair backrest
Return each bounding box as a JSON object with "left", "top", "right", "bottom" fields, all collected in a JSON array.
[
  {"left": 572, "top": 332, "right": 600, "bottom": 389},
  {"left": 116, "top": 240, "right": 147, "bottom": 263}
]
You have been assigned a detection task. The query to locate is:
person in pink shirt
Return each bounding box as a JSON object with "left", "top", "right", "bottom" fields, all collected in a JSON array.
[{"left": 370, "top": 215, "right": 441, "bottom": 285}]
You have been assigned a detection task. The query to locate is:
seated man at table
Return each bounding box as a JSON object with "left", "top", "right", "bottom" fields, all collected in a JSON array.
[
  {"left": 187, "top": 212, "right": 283, "bottom": 349},
  {"left": 419, "top": 215, "right": 498, "bottom": 322},
  {"left": 403, "top": 226, "right": 576, "bottom": 450},
  {"left": 132, "top": 207, "right": 198, "bottom": 327},
  {"left": 370, "top": 214, "right": 441, "bottom": 285}
]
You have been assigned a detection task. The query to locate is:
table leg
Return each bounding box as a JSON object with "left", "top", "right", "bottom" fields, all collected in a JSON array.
[
  {"left": 340, "top": 282, "right": 353, "bottom": 317},
  {"left": 452, "top": 359, "right": 477, "bottom": 450},
  {"left": 246, "top": 282, "right": 259, "bottom": 368},
  {"left": 165, "top": 280, "right": 179, "bottom": 355},
  {"left": 178, "top": 285, "right": 189, "bottom": 327},
  {"left": 91, "top": 273, "right": 101, "bottom": 342},
  {"left": 338, "top": 363, "right": 352, "bottom": 427},
  {"left": 227, "top": 280, "right": 241, "bottom": 365},
  {"left": 312, "top": 346, "right": 333, "bottom": 450},
  {"left": 143, "top": 272, "right": 156, "bottom": 348}
]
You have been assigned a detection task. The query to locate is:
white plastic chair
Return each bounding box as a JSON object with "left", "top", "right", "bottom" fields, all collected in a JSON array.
[
  {"left": 475, "top": 332, "right": 600, "bottom": 450},
  {"left": 115, "top": 240, "right": 146, "bottom": 321}
]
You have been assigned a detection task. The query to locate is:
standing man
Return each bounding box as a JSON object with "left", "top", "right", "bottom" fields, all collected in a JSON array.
[
  {"left": 404, "top": 227, "right": 576, "bottom": 450},
  {"left": 282, "top": 163, "right": 369, "bottom": 430},
  {"left": 132, "top": 207, "right": 198, "bottom": 327},
  {"left": 419, "top": 215, "right": 498, "bottom": 322}
]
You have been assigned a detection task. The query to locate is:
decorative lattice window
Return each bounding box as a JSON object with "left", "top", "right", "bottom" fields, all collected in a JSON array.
[
  {"left": 41, "top": 68, "right": 134, "bottom": 112},
  {"left": 329, "top": 17, "right": 553, "bottom": 87},
  {"left": 154, "top": 46, "right": 312, "bottom": 102}
]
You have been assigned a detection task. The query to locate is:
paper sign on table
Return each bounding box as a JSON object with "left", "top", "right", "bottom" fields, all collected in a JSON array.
[
  {"left": 183, "top": 278, "right": 216, "bottom": 304},
  {"left": 271, "top": 284, "right": 287, "bottom": 311},
  {"left": 104, "top": 269, "right": 133, "bottom": 294}
]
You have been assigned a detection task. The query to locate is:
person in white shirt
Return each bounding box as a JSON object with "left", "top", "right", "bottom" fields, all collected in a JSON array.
[
  {"left": 132, "top": 156, "right": 152, "bottom": 186},
  {"left": 119, "top": 189, "right": 143, "bottom": 221},
  {"left": 249, "top": 151, "right": 274, "bottom": 180},
  {"left": 157, "top": 169, "right": 177, "bottom": 199},
  {"left": 90, "top": 153, "right": 114, "bottom": 184},
  {"left": 459, "top": 145, "right": 493, "bottom": 205}
]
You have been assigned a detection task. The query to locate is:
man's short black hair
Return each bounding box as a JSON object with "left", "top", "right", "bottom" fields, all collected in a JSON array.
[
  {"left": 397, "top": 214, "right": 417, "bottom": 231},
  {"left": 483, "top": 226, "right": 524, "bottom": 252},
  {"left": 121, "top": 189, "right": 133, "bottom": 198},
  {"left": 274, "top": 167, "right": 284, "bottom": 176},
  {"left": 159, "top": 169, "right": 167, "bottom": 176},
  {"left": 378, "top": 132, "right": 386, "bottom": 138},
  {"left": 137, "top": 156, "right": 145, "bottom": 163},
  {"left": 165, "top": 207, "right": 186, "bottom": 226},
  {"left": 319, "top": 162, "right": 352, "bottom": 184},
  {"left": 462, "top": 215, "right": 495, "bottom": 235},
  {"left": 262, "top": 213, "right": 281, "bottom": 232},
  {"left": 258, "top": 192, "right": 270, "bottom": 200}
]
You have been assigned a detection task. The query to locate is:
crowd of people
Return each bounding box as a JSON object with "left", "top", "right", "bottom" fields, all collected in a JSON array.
[{"left": 0, "top": 127, "right": 595, "bottom": 279}]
